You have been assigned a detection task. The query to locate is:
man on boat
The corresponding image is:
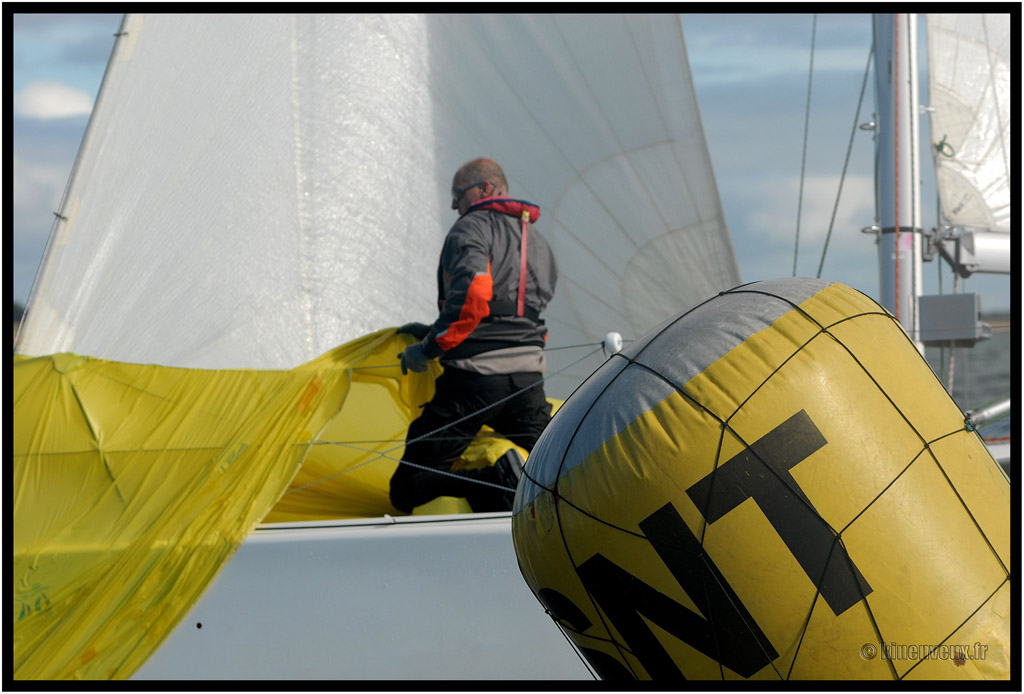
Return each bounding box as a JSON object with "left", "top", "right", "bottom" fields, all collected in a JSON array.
[{"left": 390, "top": 157, "right": 557, "bottom": 513}]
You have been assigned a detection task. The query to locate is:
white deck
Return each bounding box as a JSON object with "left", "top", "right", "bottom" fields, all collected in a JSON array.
[{"left": 134, "top": 512, "right": 593, "bottom": 680}]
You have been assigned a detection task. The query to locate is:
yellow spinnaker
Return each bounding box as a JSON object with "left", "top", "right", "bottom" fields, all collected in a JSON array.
[{"left": 13, "top": 329, "right": 443, "bottom": 679}]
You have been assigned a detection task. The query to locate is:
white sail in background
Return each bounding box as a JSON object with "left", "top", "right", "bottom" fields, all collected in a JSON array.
[
  {"left": 925, "top": 13, "right": 1011, "bottom": 233},
  {"left": 17, "top": 14, "right": 739, "bottom": 397}
]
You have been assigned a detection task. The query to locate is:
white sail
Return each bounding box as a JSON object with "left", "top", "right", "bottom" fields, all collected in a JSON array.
[
  {"left": 17, "top": 13, "right": 739, "bottom": 397},
  {"left": 925, "top": 14, "right": 1011, "bottom": 233}
]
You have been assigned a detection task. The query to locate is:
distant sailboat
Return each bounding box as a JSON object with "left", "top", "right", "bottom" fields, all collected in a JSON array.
[{"left": 14, "top": 14, "right": 739, "bottom": 679}]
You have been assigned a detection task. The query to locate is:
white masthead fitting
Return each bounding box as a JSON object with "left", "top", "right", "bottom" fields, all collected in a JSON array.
[{"left": 603, "top": 332, "right": 623, "bottom": 355}]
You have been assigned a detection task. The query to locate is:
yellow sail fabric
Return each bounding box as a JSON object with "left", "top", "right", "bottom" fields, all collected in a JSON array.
[
  {"left": 261, "top": 339, "right": 536, "bottom": 522},
  {"left": 13, "top": 329, "right": 439, "bottom": 679}
]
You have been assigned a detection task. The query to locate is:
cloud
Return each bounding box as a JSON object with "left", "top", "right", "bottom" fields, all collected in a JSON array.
[
  {"left": 725, "top": 173, "right": 879, "bottom": 291},
  {"left": 15, "top": 81, "right": 93, "bottom": 119}
]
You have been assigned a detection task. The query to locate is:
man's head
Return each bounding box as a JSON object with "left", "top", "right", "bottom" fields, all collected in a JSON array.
[{"left": 451, "top": 158, "right": 508, "bottom": 215}]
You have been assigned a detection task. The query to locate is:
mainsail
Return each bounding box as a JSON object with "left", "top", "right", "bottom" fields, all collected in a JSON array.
[
  {"left": 17, "top": 14, "right": 740, "bottom": 398},
  {"left": 925, "top": 14, "right": 1011, "bottom": 233}
]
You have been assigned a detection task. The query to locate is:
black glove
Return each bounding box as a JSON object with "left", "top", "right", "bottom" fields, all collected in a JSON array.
[
  {"left": 399, "top": 342, "right": 430, "bottom": 375},
  {"left": 397, "top": 322, "right": 431, "bottom": 340}
]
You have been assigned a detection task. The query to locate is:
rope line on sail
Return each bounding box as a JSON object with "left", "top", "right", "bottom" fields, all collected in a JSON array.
[
  {"left": 532, "top": 285, "right": 1008, "bottom": 679},
  {"left": 283, "top": 342, "right": 605, "bottom": 496},
  {"left": 793, "top": 14, "right": 817, "bottom": 278},
  {"left": 817, "top": 43, "right": 873, "bottom": 279}
]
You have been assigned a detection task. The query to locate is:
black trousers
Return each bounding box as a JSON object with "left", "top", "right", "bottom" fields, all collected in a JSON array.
[{"left": 389, "top": 367, "right": 552, "bottom": 513}]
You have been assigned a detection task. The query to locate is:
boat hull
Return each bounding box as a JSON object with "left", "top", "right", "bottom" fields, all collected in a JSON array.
[{"left": 133, "top": 512, "right": 590, "bottom": 680}]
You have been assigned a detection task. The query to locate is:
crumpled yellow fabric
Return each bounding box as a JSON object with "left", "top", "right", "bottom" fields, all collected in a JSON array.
[{"left": 14, "top": 328, "right": 530, "bottom": 679}]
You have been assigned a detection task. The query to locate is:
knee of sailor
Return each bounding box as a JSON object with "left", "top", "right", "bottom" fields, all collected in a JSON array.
[{"left": 389, "top": 475, "right": 415, "bottom": 512}]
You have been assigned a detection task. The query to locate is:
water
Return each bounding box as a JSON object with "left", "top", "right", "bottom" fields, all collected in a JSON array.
[
  {"left": 925, "top": 325, "right": 1012, "bottom": 410},
  {"left": 925, "top": 321, "right": 1012, "bottom": 452}
]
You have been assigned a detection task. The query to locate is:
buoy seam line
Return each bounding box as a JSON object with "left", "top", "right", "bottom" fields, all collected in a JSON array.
[
  {"left": 550, "top": 461, "right": 642, "bottom": 678},
  {"left": 698, "top": 426, "right": 729, "bottom": 551},
  {"left": 536, "top": 287, "right": 882, "bottom": 532},
  {"left": 897, "top": 576, "right": 1009, "bottom": 680},
  {"left": 832, "top": 425, "right": 1007, "bottom": 582},
  {"left": 538, "top": 421, "right": 988, "bottom": 583},
  {"left": 538, "top": 617, "right": 636, "bottom": 656},
  {"left": 537, "top": 423, "right": 1001, "bottom": 678},
  {"left": 527, "top": 375, "right": 990, "bottom": 679},
  {"left": 789, "top": 529, "right": 897, "bottom": 680},
  {"left": 522, "top": 288, "right": 998, "bottom": 678},
  {"left": 820, "top": 319, "right": 1010, "bottom": 572},
  {"left": 790, "top": 534, "right": 881, "bottom": 679},
  {"left": 926, "top": 438, "right": 1010, "bottom": 577},
  {"left": 557, "top": 329, "right": 863, "bottom": 566},
  {"left": 623, "top": 355, "right": 841, "bottom": 546},
  {"left": 540, "top": 348, "right": 641, "bottom": 676},
  {"left": 818, "top": 319, "right": 932, "bottom": 446},
  {"left": 527, "top": 467, "right": 788, "bottom": 680},
  {"left": 786, "top": 584, "right": 825, "bottom": 680},
  {"left": 544, "top": 430, "right": 992, "bottom": 681},
  {"left": 542, "top": 351, "right": 644, "bottom": 679},
  {"left": 699, "top": 545, "right": 787, "bottom": 682},
  {"left": 510, "top": 554, "right": 599, "bottom": 681}
]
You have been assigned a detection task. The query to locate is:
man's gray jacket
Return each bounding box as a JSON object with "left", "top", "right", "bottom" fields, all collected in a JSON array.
[{"left": 420, "top": 196, "right": 557, "bottom": 366}]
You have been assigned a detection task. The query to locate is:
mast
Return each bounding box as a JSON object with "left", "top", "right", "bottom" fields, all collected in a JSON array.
[{"left": 872, "top": 14, "right": 923, "bottom": 352}]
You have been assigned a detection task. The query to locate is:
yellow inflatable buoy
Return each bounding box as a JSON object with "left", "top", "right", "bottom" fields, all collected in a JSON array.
[{"left": 512, "top": 278, "right": 1010, "bottom": 680}]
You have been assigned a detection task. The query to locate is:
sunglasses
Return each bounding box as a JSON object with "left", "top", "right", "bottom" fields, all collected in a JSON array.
[{"left": 451, "top": 180, "right": 487, "bottom": 206}]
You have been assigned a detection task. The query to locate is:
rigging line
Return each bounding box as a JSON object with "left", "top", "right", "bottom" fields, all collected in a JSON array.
[
  {"left": 314, "top": 432, "right": 539, "bottom": 446},
  {"left": 285, "top": 444, "right": 516, "bottom": 496},
  {"left": 380, "top": 345, "right": 604, "bottom": 457},
  {"left": 290, "top": 345, "right": 604, "bottom": 495},
  {"left": 817, "top": 44, "right": 874, "bottom": 278},
  {"left": 348, "top": 339, "right": 604, "bottom": 370},
  {"left": 793, "top": 14, "right": 817, "bottom": 278}
]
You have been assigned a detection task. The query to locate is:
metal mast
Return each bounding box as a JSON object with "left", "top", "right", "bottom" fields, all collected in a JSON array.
[{"left": 872, "top": 13, "right": 924, "bottom": 352}]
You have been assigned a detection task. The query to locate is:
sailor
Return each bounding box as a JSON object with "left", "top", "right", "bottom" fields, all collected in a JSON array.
[{"left": 390, "top": 158, "right": 558, "bottom": 513}]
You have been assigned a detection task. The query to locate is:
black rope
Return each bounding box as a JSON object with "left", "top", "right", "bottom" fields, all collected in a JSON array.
[
  {"left": 817, "top": 42, "right": 874, "bottom": 278},
  {"left": 793, "top": 14, "right": 817, "bottom": 278},
  {"left": 898, "top": 576, "right": 1009, "bottom": 679},
  {"left": 535, "top": 286, "right": 1008, "bottom": 678},
  {"left": 289, "top": 343, "right": 604, "bottom": 495}
]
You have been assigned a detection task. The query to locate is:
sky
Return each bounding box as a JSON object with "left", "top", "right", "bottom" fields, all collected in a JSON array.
[{"left": 12, "top": 12, "right": 1012, "bottom": 316}]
